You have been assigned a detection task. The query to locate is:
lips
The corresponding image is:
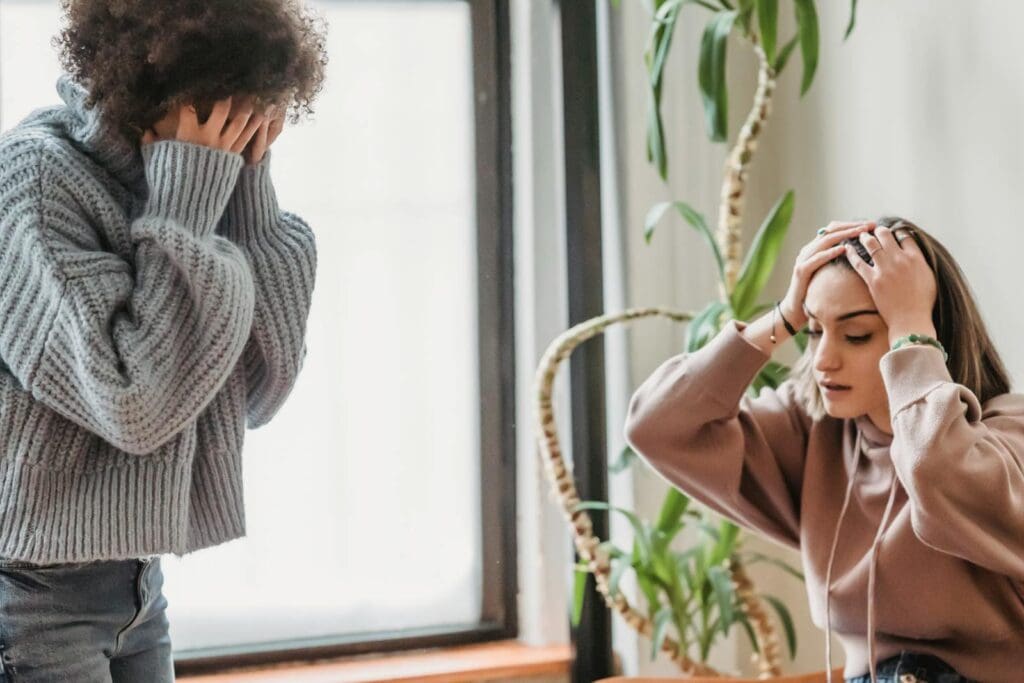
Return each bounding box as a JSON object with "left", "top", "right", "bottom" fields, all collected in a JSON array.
[{"left": 819, "top": 380, "right": 852, "bottom": 391}]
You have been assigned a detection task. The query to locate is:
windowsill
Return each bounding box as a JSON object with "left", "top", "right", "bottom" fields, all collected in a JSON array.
[{"left": 177, "top": 640, "right": 572, "bottom": 682}]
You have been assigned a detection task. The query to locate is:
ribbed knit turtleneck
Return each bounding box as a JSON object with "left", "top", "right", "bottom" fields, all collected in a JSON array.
[{"left": 0, "top": 74, "right": 317, "bottom": 563}]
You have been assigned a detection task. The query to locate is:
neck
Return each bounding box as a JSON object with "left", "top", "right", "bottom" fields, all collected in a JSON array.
[{"left": 866, "top": 407, "right": 893, "bottom": 435}]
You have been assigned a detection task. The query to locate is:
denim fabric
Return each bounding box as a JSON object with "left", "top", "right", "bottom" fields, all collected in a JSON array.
[
  {"left": 0, "top": 557, "right": 173, "bottom": 682},
  {"left": 845, "top": 651, "right": 977, "bottom": 683}
]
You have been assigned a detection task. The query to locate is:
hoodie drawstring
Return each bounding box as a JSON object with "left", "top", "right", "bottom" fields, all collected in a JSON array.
[
  {"left": 866, "top": 472, "right": 900, "bottom": 682},
  {"left": 825, "top": 430, "right": 861, "bottom": 683},
  {"left": 823, "top": 427, "right": 901, "bottom": 683}
]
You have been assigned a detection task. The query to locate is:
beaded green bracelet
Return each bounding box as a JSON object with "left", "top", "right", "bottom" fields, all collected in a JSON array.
[{"left": 891, "top": 333, "right": 948, "bottom": 361}]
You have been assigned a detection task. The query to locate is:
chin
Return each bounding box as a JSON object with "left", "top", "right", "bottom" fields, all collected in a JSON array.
[{"left": 821, "top": 398, "right": 863, "bottom": 420}]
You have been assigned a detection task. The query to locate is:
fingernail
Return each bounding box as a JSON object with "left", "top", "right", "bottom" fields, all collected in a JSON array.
[{"left": 817, "top": 227, "right": 827, "bottom": 236}]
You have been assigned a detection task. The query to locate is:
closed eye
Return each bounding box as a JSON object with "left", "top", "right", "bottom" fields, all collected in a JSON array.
[{"left": 804, "top": 330, "right": 872, "bottom": 344}]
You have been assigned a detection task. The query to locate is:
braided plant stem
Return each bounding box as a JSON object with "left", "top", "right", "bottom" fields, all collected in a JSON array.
[
  {"left": 534, "top": 307, "right": 784, "bottom": 677},
  {"left": 718, "top": 37, "right": 777, "bottom": 298}
]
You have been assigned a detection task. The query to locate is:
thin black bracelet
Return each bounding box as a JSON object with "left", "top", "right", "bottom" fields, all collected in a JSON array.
[{"left": 776, "top": 302, "right": 798, "bottom": 337}]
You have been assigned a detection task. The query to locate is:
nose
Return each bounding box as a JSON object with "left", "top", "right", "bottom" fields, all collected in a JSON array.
[{"left": 813, "top": 333, "right": 841, "bottom": 373}]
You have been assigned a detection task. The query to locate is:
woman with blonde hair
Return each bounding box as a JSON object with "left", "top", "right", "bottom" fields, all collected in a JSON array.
[{"left": 626, "top": 217, "right": 1024, "bottom": 682}]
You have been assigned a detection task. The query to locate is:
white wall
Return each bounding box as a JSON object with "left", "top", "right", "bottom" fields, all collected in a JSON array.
[{"left": 610, "top": 0, "right": 1024, "bottom": 676}]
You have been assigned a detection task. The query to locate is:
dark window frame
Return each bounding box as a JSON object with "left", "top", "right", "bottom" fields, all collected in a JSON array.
[
  {"left": 173, "top": 0, "right": 515, "bottom": 675},
  {"left": 558, "top": 1, "right": 614, "bottom": 681}
]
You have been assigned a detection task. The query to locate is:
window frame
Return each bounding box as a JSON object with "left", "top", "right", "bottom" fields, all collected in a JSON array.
[{"left": 172, "top": 0, "right": 516, "bottom": 675}]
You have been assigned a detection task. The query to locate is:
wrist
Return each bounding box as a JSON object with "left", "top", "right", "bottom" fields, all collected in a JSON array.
[
  {"left": 887, "top": 319, "right": 937, "bottom": 346},
  {"left": 778, "top": 301, "right": 806, "bottom": 333}
]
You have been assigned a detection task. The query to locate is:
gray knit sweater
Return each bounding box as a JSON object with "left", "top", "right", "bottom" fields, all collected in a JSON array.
[{"left": 0, "top": 75, "right": 317, "bottom": 563}]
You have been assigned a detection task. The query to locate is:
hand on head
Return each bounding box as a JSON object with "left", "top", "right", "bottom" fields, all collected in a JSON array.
[
  {"left": 779, "top": 220, "right": 876, "bottom": 331},
  {"left": 846, "top": 224, "right": 937, "bottom": 343}
]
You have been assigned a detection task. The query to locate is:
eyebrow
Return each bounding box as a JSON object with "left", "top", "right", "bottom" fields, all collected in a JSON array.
[{"left": 803, "top": 306, "right": 880, "bottom": 322}]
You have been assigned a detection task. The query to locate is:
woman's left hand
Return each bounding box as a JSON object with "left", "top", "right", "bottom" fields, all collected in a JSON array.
[
  {"left": 844, "top": 226, "right": 938, "bottom": 344},
  {"left": 244, "top": 107, "right": 286, "bottom": 166}
]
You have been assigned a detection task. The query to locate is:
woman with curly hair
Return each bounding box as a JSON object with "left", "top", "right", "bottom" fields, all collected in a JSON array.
[{"left": 0, "top": 0, "right": 327, "bottom": 680}]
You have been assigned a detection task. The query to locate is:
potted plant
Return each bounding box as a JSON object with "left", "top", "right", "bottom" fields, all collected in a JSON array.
[{"left": 535, "top": 0, "right": 861, "bottom": 677}]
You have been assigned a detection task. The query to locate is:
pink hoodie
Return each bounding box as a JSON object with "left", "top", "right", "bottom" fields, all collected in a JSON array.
[{"left": 625, "top": 321, "right": 1024, "bottom": 682}]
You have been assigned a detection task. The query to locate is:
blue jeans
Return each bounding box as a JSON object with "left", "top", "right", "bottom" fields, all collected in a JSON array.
[
  {"left": 0, "top": 557, "right": 174, "bottom": 682},
  {"left": 845, "top": 651, "right": 976, "bottom": 683}
]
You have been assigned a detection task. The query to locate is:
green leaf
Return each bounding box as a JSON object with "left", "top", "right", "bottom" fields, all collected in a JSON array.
[
  {"left": 609, "top": 557, "right": 631, "bottom": 596},
  {"left": 598, "top": 540, "right": 627, "bottom": 560},
  {"left": 674, "top": 547, "right": 702, "bottom": 593},
  {"left": 762, "top": 594, "right": 798, "bottom": 658},
  {"left": 755, "top": 0, "right": 778, "bottom": 64},
  {"left": 645, "top": 90, "right": 668, "bottom": 179},
  {"left": 707, "top": 565, "right": 737, "bottom": 633},
  {"left": 773, "top": 34, "right": 799, "bottom": 73},
  {"left": 736, "top": 0, "right": 754, "bottom": 34},
  {"left": 651, "top": 606, "right": 675, "bottom": 660},
  {"left": 655, "top": 488, "right": 691, "bottom": 534},
  {"left": 708, "top": 520, "right": 740, "bottom": 566},
  {"left": 572, "top": 566, "right": 588, "bottom": 627},
  {"left": 644, "top": 201, "right": 725, "bottom": 287},
  {"left": 750, "top": 359, "right": 790, "bottom": 395},
  {"left": 742, "top": 551, "right": 806, "bottom": 581},
  {"left": 698, "top": 10, "right": 738, "bottom": 142},
  {"left": 729, "top": 190, "right": 795, "bottom": 319},
  {"left": 844, "top": 0, "right": 859, "bottom": 41},
  {"left": 736, "top": 611, "right": 761, "bottom": 653},
  {"left": 635, "top": 566, "right": 661, "bottom": 608},
  {"left": 793, "top": 0, "right": 820, "bottom": 96},
  {"left": 576, "top": 501, "right": 653, "bottom": 565},
  {"left": 644, "top": 2, "right": 682, "bottom": 180},
  {"left": 685, "top": 301, "right": 730, "bottom": 352},
  {"left": 610, "top": 445, "right": 639, "bottom": 474}
]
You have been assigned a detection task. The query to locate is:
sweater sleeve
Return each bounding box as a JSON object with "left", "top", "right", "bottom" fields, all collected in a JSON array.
[
  {"left": 0, "top": 139, "right": 255, "bottom": 455},
  {"left": 882, "top": 345, "right": 1024, "bottom": 580},
  {"left": 215, "top": 151, "right": 317, "bottom": 429},
  {"left": 624, "top": 321, "right": 810, "bottom": 551}
]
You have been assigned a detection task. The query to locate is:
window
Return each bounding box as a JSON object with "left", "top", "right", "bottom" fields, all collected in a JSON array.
[{"left": 0, "top": 0, "right": 515, "bottom": 673}]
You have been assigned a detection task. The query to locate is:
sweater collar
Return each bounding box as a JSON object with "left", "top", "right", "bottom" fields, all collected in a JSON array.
[
  {"left": 53, "top": 74, "right": 146, "bottom": 194},
  {"left": 854, "top": 414, "right": 893, "bottom": 451}
]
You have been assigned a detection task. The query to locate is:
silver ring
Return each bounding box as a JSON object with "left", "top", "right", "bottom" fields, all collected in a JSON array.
[{"left": 868, "top": 246, "right": 884, "bottom": 257}]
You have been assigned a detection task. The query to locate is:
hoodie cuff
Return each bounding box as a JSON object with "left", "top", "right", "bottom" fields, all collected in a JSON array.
[
  {"left": 879, "top": 344, "right": 952, "bottom": 416},
  {"left": 220, "top": 150, "right": 281, "bottom": 243},
  {"left": 140, "top": 141, "right": 243, "bottom": 237},
  {"left": 701, "top": 320, "right": 771, "bottom": 409}
]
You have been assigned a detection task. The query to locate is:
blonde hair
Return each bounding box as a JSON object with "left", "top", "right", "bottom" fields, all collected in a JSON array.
[{"left": 793, "top": 216, "right": 1010, "bottom": 420}]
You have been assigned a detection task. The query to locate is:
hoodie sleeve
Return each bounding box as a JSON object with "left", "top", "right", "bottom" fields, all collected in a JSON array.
[
  {"left": 882, "top": 344, "right": 1024, "bottom": 580},
  {"left": 625, "top": 320, "right": 810, "bottom": 551},
  {"left": 216, "top": 151, "right": 318, "bottom": 429}
]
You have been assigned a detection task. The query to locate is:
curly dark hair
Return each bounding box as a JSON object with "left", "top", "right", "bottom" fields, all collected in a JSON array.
[{"left": 55, "top": 0, "right": 328, "bottom": 138}]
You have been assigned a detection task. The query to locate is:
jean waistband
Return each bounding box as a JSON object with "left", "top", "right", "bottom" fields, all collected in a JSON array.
[{"left": 845, "top": 652, "right": 969, "bottom": 683}]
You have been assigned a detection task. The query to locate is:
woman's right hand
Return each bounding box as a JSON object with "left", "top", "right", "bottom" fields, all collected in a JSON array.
[
  {"left": 142, "top": 97, "right": 265, "bottom": 155},
  {"left": 778, "top": 220, "right": 876, "bottom": 330}
]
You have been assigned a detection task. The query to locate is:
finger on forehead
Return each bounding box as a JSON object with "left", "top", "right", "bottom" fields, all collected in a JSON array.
[
  {"left": 208, "top": 97, "right": 233, "bottom": 126},
  {"left": 178, "top": 104, "right": 199, "bottom": 131}
]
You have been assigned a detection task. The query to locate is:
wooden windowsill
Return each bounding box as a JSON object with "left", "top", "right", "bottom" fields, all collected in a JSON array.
[{"left": 177, "top": 640, "right": 572, "bottom": 683}]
